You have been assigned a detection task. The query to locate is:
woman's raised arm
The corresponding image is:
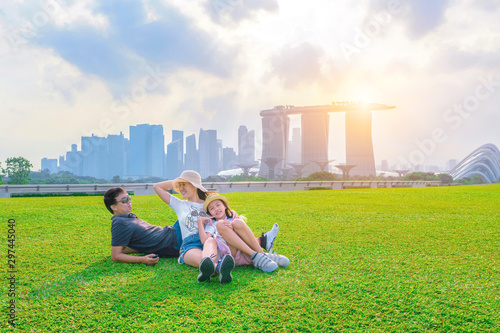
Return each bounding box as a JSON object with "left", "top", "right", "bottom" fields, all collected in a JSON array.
[{"left": 153, "top": 180, "right": 174, "bottom": 205}]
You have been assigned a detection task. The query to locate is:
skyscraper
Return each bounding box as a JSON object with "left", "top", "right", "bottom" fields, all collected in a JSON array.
[
  {"left": 106, "top": 132, "right": 128, "bottom": 179},
  {"left": 345, "top": 111, "right": 376, "bottom": 176},
  {"left": 41, "top": 158, "right": 58, "bottom": 174},
  {"left": 166, "top": 130, "right": 184, "bottom": 179},
  {"left": 301, "top": 111, "right": 329, "bottom": 174},
  {"left": 199, "top": 128, "right": 219, "bottom": 178},
  {"left": 238, "top": 125, "right": 255, "bottom": 164},
  {"left": 185, "top": 133, "right": 199, "bottom": 172},
  {"left": 81, "top": 134, "right": 107, "bottom": 179},
  {"left": 222, "top": 147, "right": 237, "bottom": 170},
  {"left": 288, "top": 127, "right": 301, "bottom": 164},
  {"left": 259, "top": 109, "right": 289, "bottom": 178},
  {"left": 128, "top": 124, "right": 165, "bottom": 178},
  {"left": 63, "top": 144, "right": 82, "bottom": 176}
]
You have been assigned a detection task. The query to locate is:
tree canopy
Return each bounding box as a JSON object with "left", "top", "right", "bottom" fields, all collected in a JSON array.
[{"left": 2, "top": 157, "right": 33, "bottom": 184}]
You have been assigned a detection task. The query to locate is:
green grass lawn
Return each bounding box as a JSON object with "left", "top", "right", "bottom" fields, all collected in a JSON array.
[{"left": 1, "top": 185, "right": 499, "bottom": 332}]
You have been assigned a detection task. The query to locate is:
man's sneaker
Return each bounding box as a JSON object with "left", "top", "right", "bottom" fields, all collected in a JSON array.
[
  {"left": 216, "top": 254, "right": 235, "bottom": 284},
  {"left": 198, "top": 257, "right": 215, "bottom": 282},
  {"left": 252, "top": 252, "right": 278, "bottom": 272},
  {"left": 261, "top": 223, "right": 279, "bottom": 253},
  {"left": 265, "top": 252, "right": 289, "bottom": 268}
]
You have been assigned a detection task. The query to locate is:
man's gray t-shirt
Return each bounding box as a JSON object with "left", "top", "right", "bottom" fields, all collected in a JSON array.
[{"left": 111, "top": 213, "right": 179, "bottom": 257}]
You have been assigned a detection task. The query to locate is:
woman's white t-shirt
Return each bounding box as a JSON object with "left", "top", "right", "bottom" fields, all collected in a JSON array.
[{"left": 168, "top": 195, "right": 207, "bottom": 240}]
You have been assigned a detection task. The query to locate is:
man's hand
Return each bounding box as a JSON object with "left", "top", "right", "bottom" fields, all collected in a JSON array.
[{"left": 142, "top": 253, "right": 160, "bottom": 266}]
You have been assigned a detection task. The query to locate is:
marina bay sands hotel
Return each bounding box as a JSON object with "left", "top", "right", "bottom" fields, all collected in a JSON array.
[{"left": 259, "top": 102, "right": 396, "bottom": 178}]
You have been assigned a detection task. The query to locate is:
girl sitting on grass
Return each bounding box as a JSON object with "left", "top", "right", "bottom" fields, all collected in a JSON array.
[
  {"left": 196, "top": 193, "right": 289, "bottom": 283},
  {"left": 154, "top": 170, "right": 280, "bottom": 284}
]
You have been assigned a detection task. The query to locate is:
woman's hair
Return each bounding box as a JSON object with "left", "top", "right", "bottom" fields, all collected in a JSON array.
[
  {"left": 103, "top": 187, "right": 126, "bottom": 214},
  {"left": 197, "top": 188, "right": 208, "bottom": 201}
]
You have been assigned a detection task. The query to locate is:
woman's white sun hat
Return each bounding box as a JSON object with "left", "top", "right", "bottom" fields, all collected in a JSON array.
[{"left": 173, "top": 170, "right": 207, "bottom": 193}]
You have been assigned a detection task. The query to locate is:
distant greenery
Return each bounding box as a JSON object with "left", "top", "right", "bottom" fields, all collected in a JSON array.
[
  {"left": 403, "top": 172, "right": 440, "bottom": 181},
  {"left": 11, "top": 192, "right": 110, "bottom": 198},
  {"left": 2, "top": 185, "right": 499, "bottom": 331},
  {"left": 2, "top": 156, "right": 32, "bottom": 184},
  {"left": 28, "top": 170, "right": 164, "bottom": 185},
  {"left": 228, "top": 174, "right": 269, "bottom": 182},
  {"left": 437, "top": 173, "right": 453, "bottom": 184},
  {"left": 296, "top": 171, "right": 341, "bottom": 181},
  {"left": 203, "top": 175, "right": 228, "bottom": 182},
  {"left": 454, "top": 174, "right": 488, "bottom": 185}
]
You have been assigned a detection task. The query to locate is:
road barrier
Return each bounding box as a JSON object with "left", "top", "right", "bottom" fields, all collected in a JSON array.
[{"left": 0, "top": 181, "right": 442, "bottom": 198}]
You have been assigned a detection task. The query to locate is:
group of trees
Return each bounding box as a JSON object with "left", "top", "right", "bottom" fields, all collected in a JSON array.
[
  {"left": 0, "top": 157, "right": 33, "bottom": 185},
  {"left": 0, "top": 156, "right": 495, "bottom": 186}
]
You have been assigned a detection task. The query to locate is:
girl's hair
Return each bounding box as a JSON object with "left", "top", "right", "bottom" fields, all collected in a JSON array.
[{"left": 220, "top": 200, "right": 233, "bottom": 219}]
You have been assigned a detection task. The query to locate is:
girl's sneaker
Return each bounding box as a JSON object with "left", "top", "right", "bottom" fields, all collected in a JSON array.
[
  {"left": 252, "top": 252, "right": 278, "bottom": 272},
  {"left": 216, "top": 254, "right": 235, "bottom": 284},
  {"left": 198, "top": 257, "right": 215, "bottom": 282},
  {"left": 260, "top": 223, "right": 279, "bottom": 253},
  {"left": 265, "top": 252, "right": 289, "bottom": 268}
]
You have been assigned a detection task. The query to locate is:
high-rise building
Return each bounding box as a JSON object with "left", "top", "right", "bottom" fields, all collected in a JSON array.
[
  {"left": 238, "top": 126, "right": 255, "bottom": 164},
  {"left": 41, "top": 158, "right": 58, "bottom": 174},
  {"left": 302, "top": 112, "right": 330, "bottom": 174},
  {"left": 345, "top": 111, "right": 375, "bottom": 177},
  {"left": 106, "top": 132, "right": 128, "bottom": 179},
  {"left": 288, "top": 127, "right": 301, "bottom": 164},
  {"left": 185, "top": 133, "right": 199, "bottom": 172},
  {"left": 128, "top": 124, "right": 165, "bottom": 178},
  {"left": 260, "top": 104, "right": 395, "bottom": 178},
  {"left": 63, "top": 144, "right": 82, "bottom": 176},
  {"left": 381, "top": 159, "right": 389, "bottom": 172},
  {"left": 222, "top": 147, "right": 237, "bottom": 170},
  {"left": 166, "top": 130, "right": 184, "bottom": 179},
  {"left": 259, "top": 108, "right": 289, "bottom": 178},
  {"left": 81, "top": 134, "right": 107, "bottom": 179},
  {"left": 199, "top": 128, "right": 219, "bottom": 178},
  {"left": 447, "top": 159, "right": 458, "bottom": 172}
]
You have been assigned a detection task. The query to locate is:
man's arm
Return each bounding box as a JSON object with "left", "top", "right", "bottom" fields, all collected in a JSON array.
[
  {"left": 111, "top": 246, "right": 159, "bottom": 266},
  {"left": 153, "top": 180, "right": 174, "bottom": 205}
]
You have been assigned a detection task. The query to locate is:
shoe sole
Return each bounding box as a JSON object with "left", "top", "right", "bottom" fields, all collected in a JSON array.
[
  {"left": 265, "top": 224, "right": 279, "bottom": 252},
  {"left": 219, "top": 255, "right": 235, "bottom": 284},
  {"left": 198, "top": 258, "right": 215, "bottom": 282},
  {"left": 259, "top": 263, "right": 278, "bottom": 273}
]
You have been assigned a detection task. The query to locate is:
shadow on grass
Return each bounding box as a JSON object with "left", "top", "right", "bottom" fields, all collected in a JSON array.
[{"left": 27, "top": 256, "right": 267, "bottom": 316}]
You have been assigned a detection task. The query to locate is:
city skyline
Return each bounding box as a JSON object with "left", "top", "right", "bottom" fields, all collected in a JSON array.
[
  {"left": 2, "top": 1, "right": 499, "bottom": 171},
  {"left": 39, "top": 119, "right": 461, "bottom": 181},
  {"left": 40, "top": 123, "right": 256, "bottom": 180}
]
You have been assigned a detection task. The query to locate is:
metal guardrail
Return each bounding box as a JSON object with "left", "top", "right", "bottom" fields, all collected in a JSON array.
[{"left": 0, "top": 181, "right": 443, "bottom": 198}]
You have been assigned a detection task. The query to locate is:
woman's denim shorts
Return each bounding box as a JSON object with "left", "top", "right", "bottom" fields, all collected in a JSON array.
[{"left": 178, "top": 234, "right": 203, "bottom": 264}]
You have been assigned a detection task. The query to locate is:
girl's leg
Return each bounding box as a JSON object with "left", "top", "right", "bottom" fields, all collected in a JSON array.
[
  {"left": 202, "top": 237, "right": 219, "bottom": 264},
  {"left": 198, "top": 238, "right": 218, "bottom": 282},
  {"left": 183, "top": 248, "right": 203, "bottom": 268},
  {"left": 232, "top": 219, "right": 264, "bottom": 254},
  {"left": 216, "top": 223, "right": 256, "bottom": 257}
]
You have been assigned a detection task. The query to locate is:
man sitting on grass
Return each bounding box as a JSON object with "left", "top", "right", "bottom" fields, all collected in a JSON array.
[{"left": 104, "top": 187, "right": 280, "bottom": 266}]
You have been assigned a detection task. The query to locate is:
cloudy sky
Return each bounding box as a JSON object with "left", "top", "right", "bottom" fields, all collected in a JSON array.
[{"left": 1, "top": 0, "right": 499, "bottom": 171}]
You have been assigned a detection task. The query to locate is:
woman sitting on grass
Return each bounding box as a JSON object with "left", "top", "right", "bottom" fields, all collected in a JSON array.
[
  {"left": 153, "top": 170, "right": 280, "bottom": 284},
  {"left": 196, "top": 193, "right": 289, "bottom": 283}
]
